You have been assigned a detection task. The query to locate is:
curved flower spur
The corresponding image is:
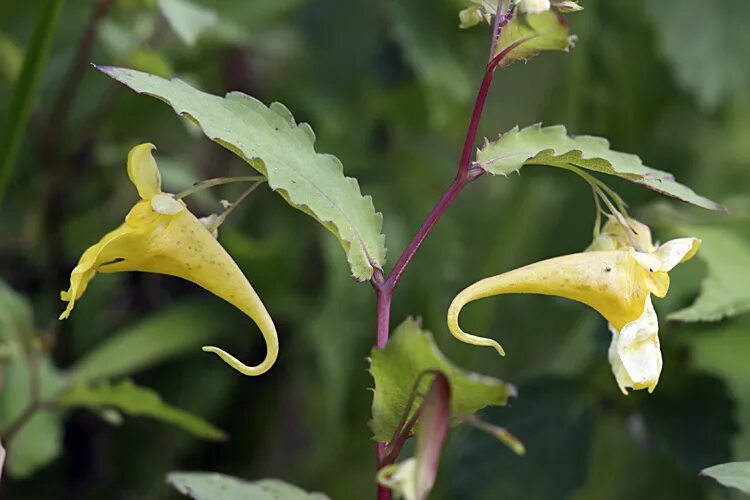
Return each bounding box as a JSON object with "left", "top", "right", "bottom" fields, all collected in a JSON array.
[
  {"left": 447, "top": 217, "right": 700, "bottom": 394},
  {"left": 59, "top": 143, "right": 278, "bottom": 376}
]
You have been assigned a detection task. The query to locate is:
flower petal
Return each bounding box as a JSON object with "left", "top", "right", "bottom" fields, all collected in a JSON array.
[
  {"left": 151, "top": 193, "right": 185, "bottom": 215},
  {"left": 447, "top": 250, "right": 651, "bottom": 355},
  {"left": 88, "top": 207, "right": 279, "bottom": 376},
  {"left": 654, "top": 238, "right": 701, "bottom": 271},
  {"left": 607, "top": 325, "right": 634, "bottom": 395},
  {"left": 518, "top": 0, "right": 551, "bottom": 14},
  {"left": 59, "top": 222, "right": 140, "bottom": 319},
  {"left": 377, "top": 459, "right": 419, "bottom": 500},
  {"left": 127, "top": 143, "right": 162, "bottom": 200},
  {"left": 612, "top": 296, "right": 662, "bottom": 393},
  {"left": 588, "top": 217, "right": 655, "bottom": 253}
]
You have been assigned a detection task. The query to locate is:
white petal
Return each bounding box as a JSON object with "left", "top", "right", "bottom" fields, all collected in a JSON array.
[
  {"left": 654, "top": 238, "right": 701, "bottom": 271},
  {"left": 518, "top": 0, "right": 551, "bottom": 14},
  {"left": 616, "top": 296, "right": 662, "bottom": 393},
  {"left": 608, "top": 324, "right": 634, "bottom": 395},
  {"left": 630, "top": 250, "right": 661, "bottom": 272},
  {"left": 150, "top": 193, "right": 185, "bottom": 215},
  {"left": 198, "top": 214, "right": 220, "bottom": 238}
]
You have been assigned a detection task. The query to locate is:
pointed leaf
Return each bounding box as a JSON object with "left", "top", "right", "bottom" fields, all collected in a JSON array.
[
  {"left": 97, "top": 66, "right": 386, "bottom": 281},
  {"left": 157, "top": 0, "right": 218, "bottom": 46},
  {"left": 56, "top": 380, "right": 225, "bottom": 441},
  {"left": 370, "top": 318, "right": 515, "bottom": 441},
  {"left": 167, "top": 472, "right": 330, "bottom": 500},
  {"left": 494, "top": 11, "right": 575, "bottom": 66},
  {"left": 701, "top": 462, "right": 750, "bottom": 494},
  {"left": 477, "top": 124, "right": 723, "bottom": 211},
  {"left": 669, "top": 226, "right": 750, "bottom": 321}
]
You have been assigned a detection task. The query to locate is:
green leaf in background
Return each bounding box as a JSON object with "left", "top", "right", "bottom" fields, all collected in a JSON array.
[
  {"left": 494, "top": 11, "right": 575, "bottom": 66},
  {"left": 97, "top": 66, "right": 386, "bottom": 281},
  {"left": 450, "top": 379, "right": 593, "bottom": 500},
  {"left": 0, "top": 357, "right": 66, "bottom": 479},
  {"left": 669, "top": 226, "right": 750, "bottom": 322},
  {"left": 701, "top": 462, "right": 750, "bottom": 494},
  {"left": 167, "top": 472, "right": 331, "bottom": 500},
  {"left": 644, "top": 0, "right": 750, "bottom": 109},
  {"left": 0, "top": 279, "right": 34, "bottom": 348},
  {"left": 68, "top": 301, "right": 226, "bottom": 384},
  {"left": 0, "top": 33, "right": 22, "bottom": 84},
  {"left": 56, "top": 380, "right": 226, "bottom": 441},
  {"left": 157, "top": 0, "right": 218, "bottom": 46},
  {"left": 0, "top": 280, "right": 67, "bottom": 478},
  {"left": 689, "top": 319, "right": 750, "bottom": 459},
  {"left": 476, "top": 124, "right": 723, "bottom": 211},
  {"left": 369, "top": 318, "right": 515, "bottom": 441},
  {"left": 571, "top": 415, "right": 705, "bottom": 500},
  {"left": 0, "top": 0, "right": 63, "bottom": 205},
  {"left": 383, "top": 0, "right": 472, "bottom": 126},
  {"left": 642, "top": 373, "right": 736, "bottom": 472}
]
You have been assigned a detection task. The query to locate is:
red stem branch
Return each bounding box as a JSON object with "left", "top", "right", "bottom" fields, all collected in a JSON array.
[{"left": 371, "top": 7, "right": 528, "bottom": 498}]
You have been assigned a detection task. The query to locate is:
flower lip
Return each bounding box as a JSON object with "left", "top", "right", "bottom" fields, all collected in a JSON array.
[
  {"left": 151, "top": 193, "right": 184, "bottom": 215},
  {"left": 127, "top": 143, "right": 161, "bottom": 200},
  {"left": 609, "top": 296, "right": 661, "bottom": 395},
  {"left": 446, "top": 216, "right": 700, "bottom": 396},
  {"left": 60, "top": 143, "right": 279, "bottom": 377}
]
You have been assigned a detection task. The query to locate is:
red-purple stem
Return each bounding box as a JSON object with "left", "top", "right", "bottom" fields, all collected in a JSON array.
[{"left": 371, "top": 10, "right": 529, "bottom": 499}]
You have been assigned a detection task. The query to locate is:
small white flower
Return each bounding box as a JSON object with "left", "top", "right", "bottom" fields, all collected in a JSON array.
[
  {"left": 608, "top": 296, "right": 661, "bottom": 394},
  {"left": 517, "top": 0, "right": 551, "bottom": 14},
  {"left": 607, "top": 237, "right": 700, "bottom": 394}
]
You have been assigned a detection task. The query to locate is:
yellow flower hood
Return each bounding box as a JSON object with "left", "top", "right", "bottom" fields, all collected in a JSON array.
[{"left": 60, "top": 144, "right": 278, "bottom": 376}]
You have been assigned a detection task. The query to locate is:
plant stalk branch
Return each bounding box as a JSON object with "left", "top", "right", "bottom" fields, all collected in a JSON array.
[{"left": 370, "top": 8, "right": 527, "bottom": 497}]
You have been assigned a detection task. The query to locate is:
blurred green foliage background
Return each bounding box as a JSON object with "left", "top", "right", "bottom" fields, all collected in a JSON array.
[{"left": 1, "top": 0, "right": 749, "bottom": 498}]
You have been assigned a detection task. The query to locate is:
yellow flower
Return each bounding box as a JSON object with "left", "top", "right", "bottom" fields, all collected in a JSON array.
[
  {"left": 60, "top": 143, "right": 278, "bottom": 376},
  {"left": 447, "top": 218, "right": 700, "bottom": 394}
]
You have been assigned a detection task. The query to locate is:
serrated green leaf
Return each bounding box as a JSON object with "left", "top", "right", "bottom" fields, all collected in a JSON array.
[
  {"left": 157, "top": 0, "right": 218, "bottom": 46},
  {"left": 701, "top": 462, "right": 750, "bottom": 494},
  {"left": 369, "top": 318, "right": 515, "bottom": 441},
  {"left": 97, "top": 66, "right": 386, "bottom": 281},
  {"left": 476, "top": 124, "right": 723, "bottom": 211},
  {"left": 669, "top": 226, "right": 750, "bottom": 321},
  {"left": 68, "top": 301, "right": 226, "bottom": 384},
  {"left": 494, "top": 11, "right": 574, "bottom": 66},
  {"left": 167, "top": 472, "right": 331, "bottom": 500},
  {"left": 644, "top": 0, "right": 750, "bottom": 109},
  {"left": 57, "top": 380, "right": 225, "bottom": 441}
]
